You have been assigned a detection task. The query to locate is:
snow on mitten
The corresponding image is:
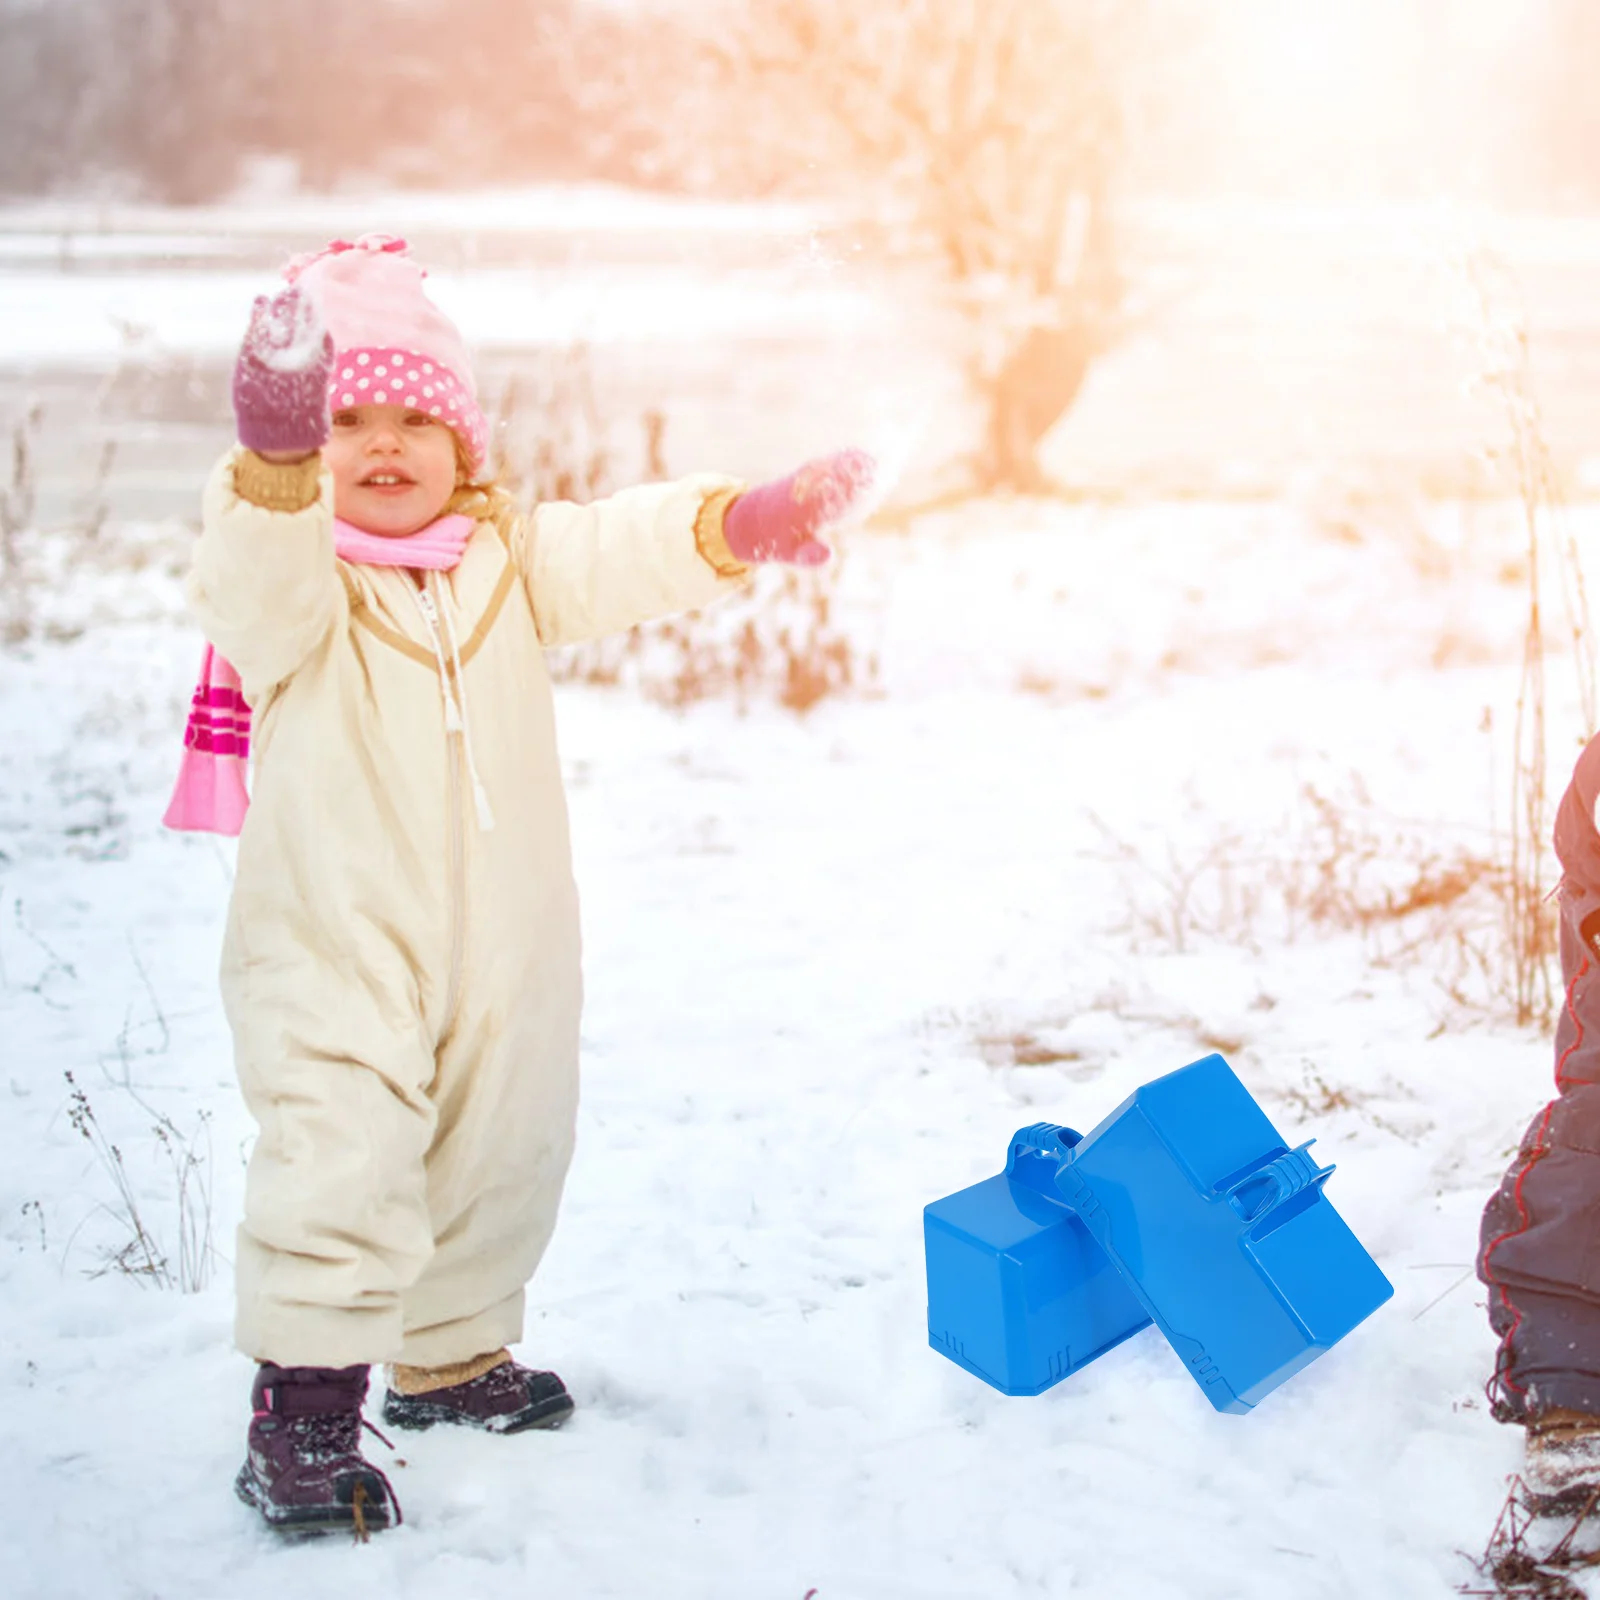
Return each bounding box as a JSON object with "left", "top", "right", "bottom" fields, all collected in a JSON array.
[
  {"left": 722, "top": 449, "right": 876, "bottom": 567},
  {"left": 231, "top": 286, "right": 334, "bottom": 457}
]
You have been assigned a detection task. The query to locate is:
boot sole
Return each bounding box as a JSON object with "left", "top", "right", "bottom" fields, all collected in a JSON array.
[
  {"left": 1523, "top": 1483, "right": 1600, "bottom": 1519},
  {"left": 380, "top": 1390, "right": 575, "bottom": 1435},
  {"left": 234, "top": 1461, "right": 398, "bottom": 1537}
]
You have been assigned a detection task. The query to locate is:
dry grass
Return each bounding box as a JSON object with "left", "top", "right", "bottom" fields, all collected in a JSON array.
[
  {"left": 1461, "top": 1481, "right": 1600, "bottom": 1598},
  {"left": 63, "top": 1071, "right": 215, "bottom": 1293},
  {"left": 487, "top": 346, "right": 880, "bottom": 714},
  {"left": 549, "top": 563, "right": 879, "bottom": 714},
  {"left": 0, "top": 404, "right": 43, "bottom": 647},
  {"left": 1451, "top": 250, "right": 1597, "bottom": 1029},
  {"left": 1087, "top": 777, "right": 1545, "bottom": 1028}
]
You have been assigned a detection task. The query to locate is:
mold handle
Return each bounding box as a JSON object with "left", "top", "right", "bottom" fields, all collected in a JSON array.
[
  {"left": 1005, "top": 1123, "right": 1084, "bottom": 1194},
  {"left": 1224, "top": 1141, "right": 1334, "bottom": 1225}
]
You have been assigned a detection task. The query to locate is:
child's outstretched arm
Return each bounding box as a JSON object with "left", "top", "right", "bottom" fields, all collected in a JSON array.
[
  {"left": 516, "top": 449, "right": 875, "bottom": 647},
  {"left": 717, "top": 449, "right": 875, "bottom": 568},
  {"left": 188, "top": 286, "right": 343, "bottom": 700}
]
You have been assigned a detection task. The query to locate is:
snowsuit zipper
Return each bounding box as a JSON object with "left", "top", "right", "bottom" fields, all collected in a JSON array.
[
  {"left": 414, "top": 582, "right": 468, "bottom": 1042},
  {"left": 440, "top": 723, "right": 466, "bottom": 1043}
]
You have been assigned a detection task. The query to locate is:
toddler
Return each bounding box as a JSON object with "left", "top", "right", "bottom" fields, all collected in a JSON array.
[{"left": 167, "top": 233, "right": 873, "bottom": 1536}]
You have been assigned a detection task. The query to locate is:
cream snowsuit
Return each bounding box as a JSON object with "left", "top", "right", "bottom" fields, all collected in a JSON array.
[{"left": 190, "top": 449, "right": 745, "bottom": 1369}]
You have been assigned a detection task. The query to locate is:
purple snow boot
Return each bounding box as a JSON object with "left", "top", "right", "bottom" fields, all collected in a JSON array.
[
  {"left": 235, "top": 1363, "right": 402, "bottom": 1538},
  {"left": 381, "top": 1353, "right": 574, "bottom": 1435}
]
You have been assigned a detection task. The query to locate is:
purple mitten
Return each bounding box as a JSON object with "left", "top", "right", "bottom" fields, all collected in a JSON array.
[
  {"left": 231, "top": 286, "right": 334, "bottom": 456},
  {"left": 722, "top": 448, "right": 876, "bottom": 566}
]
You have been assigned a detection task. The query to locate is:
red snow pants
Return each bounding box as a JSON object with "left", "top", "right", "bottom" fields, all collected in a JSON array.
[{"left": 1479, "top": 732, "right": 1600, "bottom": 1421}]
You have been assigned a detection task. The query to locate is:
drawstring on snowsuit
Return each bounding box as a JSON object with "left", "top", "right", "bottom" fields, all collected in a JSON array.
[{"left": 410, "top": 573, "right": 496, "bottom": 832}]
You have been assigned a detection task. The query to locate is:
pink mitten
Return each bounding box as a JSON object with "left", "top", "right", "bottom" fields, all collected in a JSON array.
[
  {"left": 722, "top": 449, "right": 876, "bottom": 566},
  {"left": 231, "top": 285, "right": 334, "bottom": 457}
]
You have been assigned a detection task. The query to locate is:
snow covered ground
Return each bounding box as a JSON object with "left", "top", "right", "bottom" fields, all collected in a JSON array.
[
  {"left": 2, "top": 183, "right": 1595, "bottom": 1597},
  {"left": 0, "top": 483, "right": 1582, "bottom": 1598}
]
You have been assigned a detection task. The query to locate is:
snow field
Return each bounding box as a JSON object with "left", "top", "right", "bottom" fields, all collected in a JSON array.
[{"left": 0, "top": 493, "right": 1570, "bottom": 1596}]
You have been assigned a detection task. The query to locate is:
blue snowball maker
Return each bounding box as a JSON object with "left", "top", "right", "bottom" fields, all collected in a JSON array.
[
  {"left": 924, "top": 1126, "right": 1152, "bottom": 1396},
  {"left": 924, "top": 1054, "right": 1394, "bottom": 1411}
]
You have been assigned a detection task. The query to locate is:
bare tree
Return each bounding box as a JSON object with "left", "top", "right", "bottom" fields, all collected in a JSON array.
[{"left": 699, "top": 0, "right": 1146, "bottom": 492}]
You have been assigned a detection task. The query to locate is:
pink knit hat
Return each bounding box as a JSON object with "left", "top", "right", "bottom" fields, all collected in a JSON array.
[{"left": 284, "top": 234, "right": 490, "bottom": 476}]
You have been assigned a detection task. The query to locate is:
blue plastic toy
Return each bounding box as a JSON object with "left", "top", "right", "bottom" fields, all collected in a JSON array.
[
  {"left": 924, "top": 1054, "right": 1393, "bottom": 1412},
  {"left": 924, "top": 1125, "right": 1151, "bottom": 1395}
]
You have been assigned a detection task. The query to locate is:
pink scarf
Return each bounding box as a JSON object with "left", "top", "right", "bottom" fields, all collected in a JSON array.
[{"left": 162, "top": 513, "right": 475, "bottom": 835}]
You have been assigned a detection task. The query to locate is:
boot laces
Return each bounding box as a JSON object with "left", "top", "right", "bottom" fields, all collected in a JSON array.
[
  {"left": 283, "top": 1410, "right": 403, "bottom": 1528},
  {"left": 286, "top": 1405, "right": 362, "bottom": 1465}
]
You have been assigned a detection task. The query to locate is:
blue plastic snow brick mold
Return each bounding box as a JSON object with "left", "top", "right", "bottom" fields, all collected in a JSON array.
[
  {"left": 924, "top": 1125, "right": 1152, "bottom": 1395},
  {"left": 924, "top": 1054, "right": 1394, "bottom": 1411}
]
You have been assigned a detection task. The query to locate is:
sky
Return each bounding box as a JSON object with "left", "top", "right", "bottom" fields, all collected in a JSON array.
[{"left": 1127, "top": 0, "right": 1571, "bottom": 203}]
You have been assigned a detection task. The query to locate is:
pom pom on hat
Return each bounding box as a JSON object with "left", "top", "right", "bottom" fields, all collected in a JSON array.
[{"left": 286, "top": 235, "right": 489, "bottom": 476}]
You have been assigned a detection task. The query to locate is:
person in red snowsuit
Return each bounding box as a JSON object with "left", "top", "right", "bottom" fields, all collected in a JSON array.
[{"left": 1480, "top": 732, "right": 1600, "bottom": 1511}]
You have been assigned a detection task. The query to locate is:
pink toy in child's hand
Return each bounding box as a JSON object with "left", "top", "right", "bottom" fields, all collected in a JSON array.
[
  {"left": 231, "top": 286, "right": 335, "bottom": 457},
  {"left": 722, "top": 448, "right": 876, "bottom": 567}
]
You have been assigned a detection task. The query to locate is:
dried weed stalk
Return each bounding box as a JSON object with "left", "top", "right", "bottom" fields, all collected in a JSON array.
[
  {"left": 0, "top": 403, "right": 43, "bottom": 648},
  {"left": 492, "top": 345, "right": 621, "bottom": 510},
  {"left": 1456, "top": 252, "right": 1596, "bottom": 1029},
  {"left": 550, "top": 562, "right": 878, "bottom": 714},
  {"left": 65, "top": 1070, "right": 167, "bottom": 1285},
  {"left": 1090, "top": 781, "right": 1497, "bottom": 954},
  {"left": 0, "top": 400, "right": 126, "bottom": 649},
  {"left": 1461, "top": 1480, "right": 1600, "bottom": 1598},
  {"left": 1282, "top": 783, "right": 1487, "bottom": 933},
  {"left": 1278, "top": 1061, "right": 1421, "bottom": 1144},
  {"left": 492, "top": 346, "right": 877, "bottom": 712},
  {"left": 1087, "top": 809, "right": 1266, "bottom": 956},
  {"left": 1090, "top": 780, "right": 1519, "bottom": 1024},
  {"left": 63, "top": 1070, "right": 215, "bottom": 1293}
]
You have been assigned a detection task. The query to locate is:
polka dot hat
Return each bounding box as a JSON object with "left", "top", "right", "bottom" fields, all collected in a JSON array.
[{"left": 285, "top": 234, "right": 490, "bottom": 476}]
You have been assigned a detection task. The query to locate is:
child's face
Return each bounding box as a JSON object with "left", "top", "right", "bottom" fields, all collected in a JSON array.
[{"left": 326, "top": 404, "right": 460, "bottom": 537}]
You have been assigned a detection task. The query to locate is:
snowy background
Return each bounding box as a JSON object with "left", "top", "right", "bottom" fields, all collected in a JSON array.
[{"left": 1, "top": 184, "right": 1595, "bottom": 1598}]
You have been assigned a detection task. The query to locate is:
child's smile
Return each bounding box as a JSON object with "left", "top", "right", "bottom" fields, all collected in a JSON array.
[{"left": 326, "top": 403, "right": 459, "bottom": 537}]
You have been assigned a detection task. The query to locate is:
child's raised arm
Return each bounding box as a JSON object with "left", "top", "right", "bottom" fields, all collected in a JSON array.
[{"left": 188, "top": 287, "right": 343, "bottom": 700}]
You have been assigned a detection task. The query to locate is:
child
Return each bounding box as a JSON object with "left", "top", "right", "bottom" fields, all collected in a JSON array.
[
  {"left": 1479, "top": 732, "right": 1600, "bottom": 1516},
  {"left": 168, "top": 233, "right": 874, "bottom": 1536}
]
